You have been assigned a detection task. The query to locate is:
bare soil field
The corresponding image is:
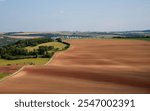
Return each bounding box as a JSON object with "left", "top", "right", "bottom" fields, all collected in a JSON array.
[
  {"left": 0, "top": 39, "right": 150, "bottom": 94},
  {"left": 0, "top": 66, "right": 21, "bottom": 74}
]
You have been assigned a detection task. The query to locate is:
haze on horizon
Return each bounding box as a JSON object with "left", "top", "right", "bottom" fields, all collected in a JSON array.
[{"left": 0, "top": 0, "right": 150, "bottom": 32}]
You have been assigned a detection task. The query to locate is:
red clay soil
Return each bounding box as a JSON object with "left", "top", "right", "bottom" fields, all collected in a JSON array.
[
  {"left": 0, "top": 66, "right": 21, "bottom": 74},
  {"left": 0, "top": 39, "right": 150, "bottom": 94}
]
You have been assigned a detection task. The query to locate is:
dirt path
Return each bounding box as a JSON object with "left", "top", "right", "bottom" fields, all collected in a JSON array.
[{"left": 0, "top": 39, "right": 150, "bottom": 94}]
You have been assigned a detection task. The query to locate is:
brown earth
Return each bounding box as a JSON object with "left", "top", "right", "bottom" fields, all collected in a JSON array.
[
  {"left": 0, "top": 39, "right": 150, "bottom": 94},
  {"left": 0, "top": 66, "right": 21, "bottom": 74}
]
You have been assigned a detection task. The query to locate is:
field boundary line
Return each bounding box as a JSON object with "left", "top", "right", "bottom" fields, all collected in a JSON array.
[
  {"left": 0, "top": 41, "right": 71, "bottom": 82},
  {"left": 0, "top": 66, "right": 25, "bottom": 83},
  {"left": 44, "top": 53, "right": 56, "bottom": 65},
  {"left": 45, "top": 42, "right": 72, "bottom": 66},
  {"left": 44, "top": 49, "right": 68, "bottom": 65}
]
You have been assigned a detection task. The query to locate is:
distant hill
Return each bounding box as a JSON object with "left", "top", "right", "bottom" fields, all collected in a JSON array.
[
  {"left": 1, "top": 29, "right": 150, "bottom": 39},
  {"left": 142, "top": 30, "right": 150, "bottom": 32}
]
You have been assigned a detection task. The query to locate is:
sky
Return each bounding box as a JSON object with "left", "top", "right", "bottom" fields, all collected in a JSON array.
[{"left": 0, "top": 0, "right": 150, "bottom": 32}]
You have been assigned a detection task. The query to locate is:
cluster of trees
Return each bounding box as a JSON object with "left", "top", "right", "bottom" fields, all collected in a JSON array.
[
  {"left": 0, "top": 38, "right": 69, "bottom": 60},
  {"left": 10, "top": 38, "right": 54, "bottom": 47},
  {"left": 0, "top": 45, "right": 54, "bottom": 60}
]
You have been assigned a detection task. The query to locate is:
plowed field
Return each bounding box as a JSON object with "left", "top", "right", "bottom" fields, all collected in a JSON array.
[{"left": 0, "top": 39, "right": 150, "bottom": 94}]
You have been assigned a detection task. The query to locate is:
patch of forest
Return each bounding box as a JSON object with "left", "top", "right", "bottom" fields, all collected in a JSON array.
[{"left": 0, "top": 38, "right": 70, "bottom": 60}]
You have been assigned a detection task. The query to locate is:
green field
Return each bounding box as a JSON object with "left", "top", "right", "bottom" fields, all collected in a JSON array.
[
  {"left": 0, "top": 58, "right": 49, "bottom": 66},
  {"left": 0, "top": 73, "right": 9, "bottom": 79},
  {"left": 25, "top": 42, "right": 67, "bottom": 51},
  {"left": 0, "top": 41, "right": 68, "bottom": 66}
]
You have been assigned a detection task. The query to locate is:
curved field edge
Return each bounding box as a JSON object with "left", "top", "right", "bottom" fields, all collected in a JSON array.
[
  {"left": 0, "top": 66, "right": 25, "bottom": 83},
  {"left": 44, "top": 41, "right": 71, "bottom": 65},
  {"left": 0, "top": 73, "right": 10, "bottom": 79},
  {"left": 0, "top": 41, "right": 70, "bottom": 81},
  {"left": 0, "top": 42, "right": 68, "bottom": 66},
  {"left": 25, "top": 42, "right": 68, "bottom": 51},
  {"left": 0, "top": 39, "right": 150, "bottom": 93},
  {"left": 0, "top": 58, "right": 49, "bottom": 66}
]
